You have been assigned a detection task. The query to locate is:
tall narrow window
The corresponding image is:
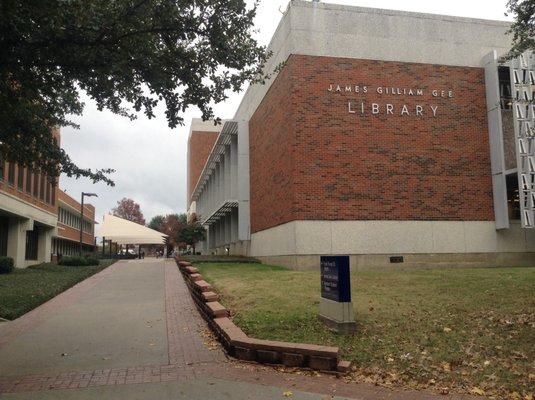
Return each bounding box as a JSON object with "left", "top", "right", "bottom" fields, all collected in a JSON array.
[
  {"left": 33, "top": 171, "right": 39, "bottom": 197},
  {"left": 25, "top": 168, "right": 32, "bottom": 193},
  {"left": 25, "top": 229, "right": 39, "bottom": 260},
  {"left": 17, "top": 165, "right": 24, "bottom": 191},
  {"left": 45, "top": 183, "right": 52, "bottom": 204},
  {"left": 39, "top": 173, "right": 45, "bottom": 201},
  {"left": 0, "top": 156, "right": 4, "bottom": 181},
  {"left": 7, "top": 163, "right": 14, "bottom": 185},
  {"left": 51, "top": 183, "right": 56, "bottom": 206},
  {"left": 506, "top": 173, "right": 521, "bottom": 220}
]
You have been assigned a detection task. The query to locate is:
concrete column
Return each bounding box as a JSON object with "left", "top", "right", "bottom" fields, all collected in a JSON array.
[
  {"left": 218, "top": 220, "right": 223, "bottom": 248},
  {"left": 231, "top": 207, "right": 239, "bottom": 243},
  {"left": 205, "top": 226, "right": 210, "bottom": 251},
  {"left": 224, "top": 145, "right": 231, "bottom": 201},
  {"left": 230, "top": 136, "right": 238, "bottom": 199},
  {"left": 205, "top": 175, "right": 210, "bottom": 217},
  {"left": 214, "top": 221, "right": 219, "bottom": 249},
  {"left": 225, "top": 214, "right": 231, "bottom": 245},
  {"left": 214, "top": 162, "right": 220, "bottom": 210},
  {"left": 210, "top": 225, "right": 216, "bottom": 253},
  {"left": 220, "top": 157, "right": 225, "bottom": 205},
  {"left": 212, "top": 170, "right": 216, "bottom": 213},
  {"left": 37, "top": 227, "right": 53, "bottom": 263},
  {"left": 6, "top": 217, "right": 31, "bottom": 268},
  {"left": 237, "top": 120, "right": 250, "bottom": 241}
]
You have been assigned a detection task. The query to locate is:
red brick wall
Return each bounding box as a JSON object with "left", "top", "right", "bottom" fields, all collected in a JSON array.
[
  {"left": 249, "top": 54, "right": 494, "bottom": 233},
  {"left": 188, "top": 131, "right": 218, "bottom": 206},
  {"left": 250, "top": 61, "right": 296, "bottom": 232},
  {"left": 0, "top": 127, "right": 61, "bottom": 216},
  {"left": 0, "top": 162, "right": 58, "bottom": 215}
]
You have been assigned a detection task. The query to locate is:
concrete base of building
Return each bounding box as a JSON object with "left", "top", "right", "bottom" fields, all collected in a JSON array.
[
  {"left": 209, "top": 240, "right": 251, "bottom": 257},
  {"left": 256, "top": 252, "right": 535, "bottom": 271}
]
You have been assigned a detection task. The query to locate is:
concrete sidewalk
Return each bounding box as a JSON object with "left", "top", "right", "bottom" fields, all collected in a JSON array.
[
  {"left": 0, "top": 259, "right": 472, "bottom": 400},
  {"left": 0, "top": 260, "right": 168, "bottom": 376}
]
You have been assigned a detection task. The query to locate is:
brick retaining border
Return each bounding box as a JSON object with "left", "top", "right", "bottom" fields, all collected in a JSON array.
[{"left": 175, "top": 259, "right": 352, "bottom": 374}]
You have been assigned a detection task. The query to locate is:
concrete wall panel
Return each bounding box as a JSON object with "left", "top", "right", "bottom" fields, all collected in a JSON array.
[{"left": 251, "top": 220, "right": 531, "bottom": 258}]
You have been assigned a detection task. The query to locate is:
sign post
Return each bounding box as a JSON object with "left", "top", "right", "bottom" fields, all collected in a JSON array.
[{"left": 318, "top": 256, "right": 356, "bottom": 333}]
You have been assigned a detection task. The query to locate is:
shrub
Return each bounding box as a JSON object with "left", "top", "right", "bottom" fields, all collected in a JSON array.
[
  {"left": 0, "top": 257, "right": 15, "bottom": 274},
  {"left": 58, "top": 256, "right": 100, "bottom": 267},
  {"left": 83, "top": 256, "right": 100, "bottom": 266},
  {"left": 58, "top": 256, "right": 88, "bottom": 266}
]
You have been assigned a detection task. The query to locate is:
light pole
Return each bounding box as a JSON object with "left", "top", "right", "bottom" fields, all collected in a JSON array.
[{"left": 80, "top": 192, "right": 98, "bottom": 256}]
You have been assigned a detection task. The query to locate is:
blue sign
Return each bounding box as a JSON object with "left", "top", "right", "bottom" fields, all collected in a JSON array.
[{"left": 320, "top": 256, "right": 351, "bottom": 302}]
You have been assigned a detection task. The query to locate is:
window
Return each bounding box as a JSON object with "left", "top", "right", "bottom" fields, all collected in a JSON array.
[
  {"left": 45, "top": 182, "right": 51, "bottom": 204},
  {"left": 51, "top": 183, "right": 56, "bottom": 205},
  {"left": 26, "top": 168, "right": 32, "bottom": 193},
  {"left": 33, "top": 172, "right": 39, "bottom": 198},
  {"left": 39, "top": 173, "right": 45, "bottom": 201},
  {"left": 499, "top": 66, "right": 513, "bottom": 110},
  {"left": 507, "top": 173, "right": 520, "bottom": 220},
  {"left": 7, "top": 163, "right": 14, "bottom": 185},
  {"left": 0, "top": 156, "right": 4, "bottom": 181},
  {"left": 25, "top": 229, "right": 39, "bottom": 260},
  {"left": 17, "top": 165, "right": 24, "bottom": 191}
]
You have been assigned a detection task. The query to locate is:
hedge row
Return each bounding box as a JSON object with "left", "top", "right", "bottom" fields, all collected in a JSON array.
[{"left": 58, "top": 256, "right": 100, "bottom": 267}]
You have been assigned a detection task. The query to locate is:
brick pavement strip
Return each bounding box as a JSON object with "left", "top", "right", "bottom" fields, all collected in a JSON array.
[
  {"left": 164, "top": 261, "right": 225, "bottom": 366},
  {"left": 0, "top": 260, "right": 476, "bottom": 399}
]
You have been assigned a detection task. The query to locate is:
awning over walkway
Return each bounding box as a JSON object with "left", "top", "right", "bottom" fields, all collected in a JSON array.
[{"left": 97, "top": 214, "right": 168, "bottom": 245}]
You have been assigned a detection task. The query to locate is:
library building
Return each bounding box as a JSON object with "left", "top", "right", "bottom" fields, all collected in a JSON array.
[{"left": 187, "top": 1, "right": 535, "bottom": 269}]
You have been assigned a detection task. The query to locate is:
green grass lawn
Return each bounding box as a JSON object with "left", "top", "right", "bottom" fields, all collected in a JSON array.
[
  {"left": 196, "top": 263, "right": 535, "bottom": 398},
  {"left": 0, "top": 260, "right": 115, "bottom": 320}
]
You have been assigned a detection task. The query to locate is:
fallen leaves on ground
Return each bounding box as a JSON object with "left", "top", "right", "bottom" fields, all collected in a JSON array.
[
  {"left": 470, "top": 387, "right": 485, "bottom": 396},
  {"left": 200, "top": 328, "right": 221, "bottom": 350}
]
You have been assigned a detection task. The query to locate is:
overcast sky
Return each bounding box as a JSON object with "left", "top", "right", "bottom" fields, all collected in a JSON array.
[{"left": 60, "top": 0, "right": 513, "bottom": 226}]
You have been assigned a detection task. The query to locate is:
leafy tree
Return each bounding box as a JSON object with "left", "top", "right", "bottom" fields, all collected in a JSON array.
[
  {"left": 161, "top": 214, "right": 183, "bottom": 246},
  {"left": 177, "top": 214, "right": 205, "bottom": 254},
  {"left": 149, "top": 213, "right": 187, "bottom": 248},
  {"left": 112, "top": 197, "right": 145, "bottom": 225},
  {"left": 148, "top": 215, "right": 165, "bottom": 232},
  {"left": 506, "top": 0, "right": 535, "bottom": 58},
  {"left": 1, "top": 0, "right": 269, "bottom": 184}
]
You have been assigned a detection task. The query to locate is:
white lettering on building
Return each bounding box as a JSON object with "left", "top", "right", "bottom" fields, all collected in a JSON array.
[
  {"left": 348, "top": 101, "right": 439, "bottom": 117},
  {"left": 329, "top": 83, "right": 454, "bottom": 118}
]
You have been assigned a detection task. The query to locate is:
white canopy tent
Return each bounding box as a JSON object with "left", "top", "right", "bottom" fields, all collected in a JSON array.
[{"left": 98, "top": 214, "right": 168, "bottom": 245}]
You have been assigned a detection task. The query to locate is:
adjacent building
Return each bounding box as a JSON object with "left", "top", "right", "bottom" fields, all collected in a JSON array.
[
  {"left": 53, "top": 190, "right": 96, "bottom": 256},
  {"left": 187, "top": 1, "right": 535, "bottom": 269},
  {"left": 0, "top": 131, "right": 96, "bottom": 267},
  {"left": 0, "top": 160, "right": 58, "bottom": 267}
]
